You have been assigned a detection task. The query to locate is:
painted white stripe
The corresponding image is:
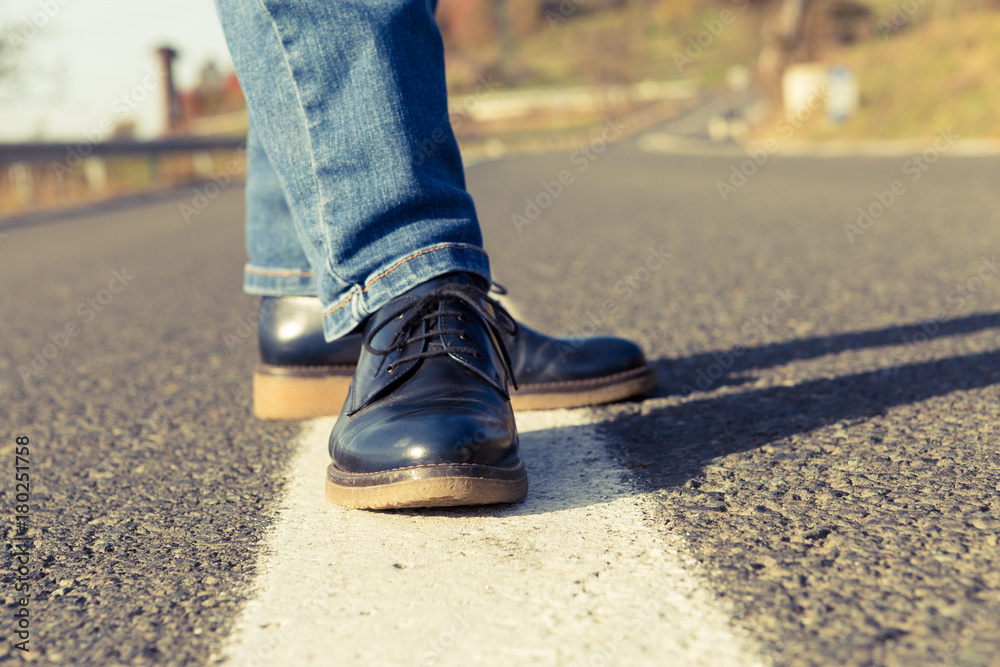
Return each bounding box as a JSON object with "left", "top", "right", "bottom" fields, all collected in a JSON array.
[
  {"left": 638, "top": 132, "right": 1000, "bottom": 158},
  {"left": 221, "top": 411, "right": 763, "bottom": 667}
]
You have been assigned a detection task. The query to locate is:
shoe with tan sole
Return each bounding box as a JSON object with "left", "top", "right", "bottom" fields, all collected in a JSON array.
[
  {"left": 254, "top": 293, "right": 657, "bottom": 420},
  {"left": 326, "top": 273, "right": 526, "bottom": 509}
]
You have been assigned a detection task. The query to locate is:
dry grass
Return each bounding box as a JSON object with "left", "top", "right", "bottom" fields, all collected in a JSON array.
[
  {"left": 444, "top": 3, "right": 764, "bottom": 92},
  {"left": 791, "top": 11, "right": 1000, "bottom": 140}
]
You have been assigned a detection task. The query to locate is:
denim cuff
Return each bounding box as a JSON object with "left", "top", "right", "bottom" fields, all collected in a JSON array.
[
  {"left": 243, "top": 264, "right": 318, "bottom": 297},
  {"left": 320, "top": 242, "right": 491, "bottom": 341}
]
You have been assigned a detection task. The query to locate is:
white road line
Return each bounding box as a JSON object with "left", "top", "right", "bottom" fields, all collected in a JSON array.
[
  {"left": 221, "top": 411, "right": 764, "bottom": 667},
  {"left": 638, "top": 132, "right": 1000, "bottom": 158}
]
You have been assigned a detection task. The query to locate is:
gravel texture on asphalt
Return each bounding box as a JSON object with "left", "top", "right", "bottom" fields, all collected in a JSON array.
[
  {"left": 473, "top": 142, "right": 1000, "bottom": 667},
  {"left": 1, "top": 133, "right": 998, "bottom": 666},
  {"left": 0, "top": 192, "right": 300, "bottom": 665}
]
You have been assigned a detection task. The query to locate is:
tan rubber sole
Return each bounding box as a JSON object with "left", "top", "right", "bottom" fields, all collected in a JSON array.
[
  {"left": 508, "top": 366, "right": 659, "bottom": 411},
  {"left": 255, "top": 364, "right": 657, "bottom": 420},
  {"left": 325, "top": 461, "right": 528, "bottom": 509},
  {"left": 253, "top": 365, "right": 353, "bottom": 420}
]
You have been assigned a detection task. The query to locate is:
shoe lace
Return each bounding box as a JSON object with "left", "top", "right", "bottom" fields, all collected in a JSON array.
[{"left": 364, "top": 282, "right": 519, "bottom": 388}]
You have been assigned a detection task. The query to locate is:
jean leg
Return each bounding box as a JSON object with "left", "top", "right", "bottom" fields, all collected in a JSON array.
[
  {"left": 216, "top": 0, "right": 490, "bottom": 340},
  {"left": 243, "top": 126, "right": 317, "bottom": 297}
]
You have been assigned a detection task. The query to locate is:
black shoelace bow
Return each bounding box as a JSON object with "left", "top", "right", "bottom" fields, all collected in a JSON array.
[{"left": 363, "top": 282, "right": 519, "bottom": 388}]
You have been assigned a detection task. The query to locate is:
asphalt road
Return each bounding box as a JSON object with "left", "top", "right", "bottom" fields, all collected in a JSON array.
[{"left": 2, "top": 131, "right": 999, "bottom": 666}]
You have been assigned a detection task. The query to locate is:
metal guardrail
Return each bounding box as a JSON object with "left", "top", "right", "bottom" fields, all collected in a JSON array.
[
  {"left": 0, "top": 138, "right": 248, "bottom": 220},
  {"left": 0, "top": 137, "right": 246, "bottom": 164}
]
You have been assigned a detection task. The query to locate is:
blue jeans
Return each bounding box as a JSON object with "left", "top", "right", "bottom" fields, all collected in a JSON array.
[{"left": 215, "top": 0, "right": 491, "bottom": 341}]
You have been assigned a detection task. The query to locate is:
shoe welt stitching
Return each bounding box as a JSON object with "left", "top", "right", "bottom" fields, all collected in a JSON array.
[
  {"left": 329, "top": 461, "right": 524, "bottom": 476},
  {"left": 513, "top": 365, "right": 653, "bottom": 391},
  {"left": 258, "top": 363, "right": 355, "bottom": 372}
]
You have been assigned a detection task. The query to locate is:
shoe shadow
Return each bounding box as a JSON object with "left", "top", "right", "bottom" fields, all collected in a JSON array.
[
  {"left": 648, "top": 311, "right": 1000, "bottom": 398},
  {"left": 380, "top": 419, "right": 644, "bottom": 518},
  {"left": 393, "top": 312, "right": 1000, "bottom": 516},
  {"left": 601, "top": 346, "right": 1000, "bottom": 495}
]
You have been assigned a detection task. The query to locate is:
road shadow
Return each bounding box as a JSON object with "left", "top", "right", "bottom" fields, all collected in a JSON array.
[
  {"left": 396, "top": 312, "right": 1000, "bottom": 516},
  {"left": 606, "top": 346, "right": 1000, "bottom": 494},
  {"left": 648, "top": 311, "right": 1000, "bottom": 398}
]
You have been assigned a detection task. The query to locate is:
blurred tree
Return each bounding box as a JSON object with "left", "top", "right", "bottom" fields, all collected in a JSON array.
[
  {"left": 802, "top": 0, "right": 874, "bottom": 56},
  {"left": 194, "top": 62, "right": 225, "bottom": 115},
  {"left": 757, "top": 0, "right": 811, "bottom": 80},
  {"left": 758, "top": 0, "right": 878, "bottom": 79},
  {"left": 649, "top": 0, "right": 708, "bottom": 25},
  {"left": 0, "top": 24, "right": 25, "bottom": 97},
  {"left": 438, "top": 0, "right": 499, "bottom": 50},
  {"left": 0, "top": 7, "right": 60, "bottom": 106},
  {"left": 580, "top": 24, "right": 635, "bottom": 85},
  {"left": 111, "top": 119, "right": 137, "bottom": 140}
]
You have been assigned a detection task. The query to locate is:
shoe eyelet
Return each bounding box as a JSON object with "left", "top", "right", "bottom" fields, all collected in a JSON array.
[
  {"left": 386, "top": 364, "right": 394, "bottom": 373},
  {"left": 473, "top": 352, "right": 484, "bottom": 360},
  {"left": 457, "top": 314, "right": 468, "bottom": 323},
  {"left": 460, "top": 333, "right": 471, "bottom": 341}
]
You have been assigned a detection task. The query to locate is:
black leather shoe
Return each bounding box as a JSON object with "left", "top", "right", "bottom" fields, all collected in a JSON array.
[
  {"left": 325, "top": 273, "right": 527, "bottom": 509},
  {"left": 254, "top": 297, "right": 364, "bottom": 420},
  {"left": 254, "top": 292, "right": 656, "bottom": 419}
]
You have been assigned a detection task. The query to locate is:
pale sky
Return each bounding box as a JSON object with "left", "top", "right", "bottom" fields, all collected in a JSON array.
[{"left": 0, "top": 0, "right": 235, "bottom": 141}]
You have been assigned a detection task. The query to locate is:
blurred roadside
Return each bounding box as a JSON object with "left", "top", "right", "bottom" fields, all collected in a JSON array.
[{"left": 2, "top": 0, "right": 998, "bottom": 220}]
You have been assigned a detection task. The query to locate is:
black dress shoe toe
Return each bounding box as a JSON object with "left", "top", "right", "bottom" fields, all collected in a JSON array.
[{"left": 326, "top": 274, "right": 527, "bottom": 510}]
